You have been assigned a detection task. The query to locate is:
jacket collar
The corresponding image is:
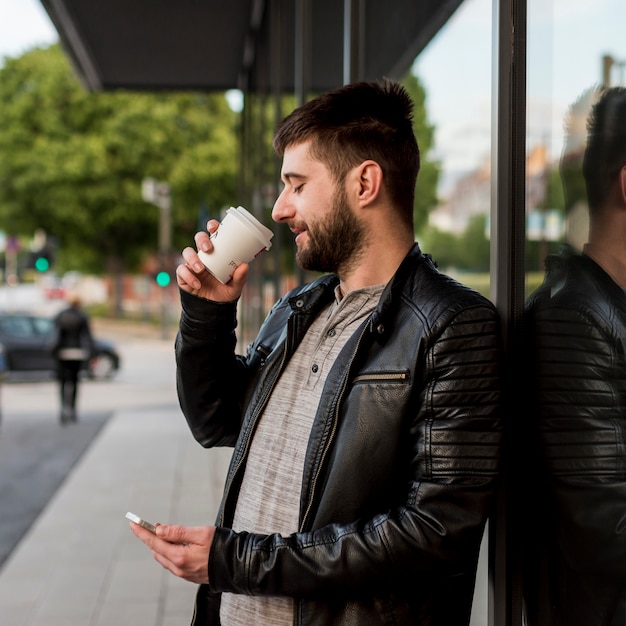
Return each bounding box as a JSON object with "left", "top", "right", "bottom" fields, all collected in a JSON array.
[
  {"left": 286, "top": 242, "right": 428, "bottom": 337},
  {"left": 367, "top": 242, "right": 427, "bottom": 336}
]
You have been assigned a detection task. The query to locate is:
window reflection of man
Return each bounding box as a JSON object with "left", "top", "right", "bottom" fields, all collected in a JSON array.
[{"left": 524, "top": 86, "right": 626, "bottom": 626}]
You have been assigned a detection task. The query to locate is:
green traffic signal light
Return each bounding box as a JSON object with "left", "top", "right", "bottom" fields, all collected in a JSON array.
[
  {"left": 35, "top": 257, "right": 50, "bottom": 272},
  {"left": 155, "top": 271, "right": 171, "bottom": 287}
]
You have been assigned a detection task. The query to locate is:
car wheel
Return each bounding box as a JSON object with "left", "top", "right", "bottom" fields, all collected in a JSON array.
[{"left": 89, "top": 353, "right": 116, "bottom": 380}]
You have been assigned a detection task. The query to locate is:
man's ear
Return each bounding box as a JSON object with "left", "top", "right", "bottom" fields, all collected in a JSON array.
[
  {"left": 353, "top": 160, "right": 383, "bottom": 207},
  {"left": 620, "top": 166, "right": 626, "bottom": 205}
]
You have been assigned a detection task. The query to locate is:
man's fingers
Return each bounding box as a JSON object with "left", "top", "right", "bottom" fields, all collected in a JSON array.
[
  {"left": 129, "top": 522, "right": 214, "bottom": 585},
  {"left": 156, "top": 524, "right": 210, "bottom": 546}
]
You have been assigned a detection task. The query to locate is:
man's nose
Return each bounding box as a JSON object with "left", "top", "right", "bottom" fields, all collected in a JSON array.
[{"left": 271, "top": 190, "right": 292, "bottom": 223}]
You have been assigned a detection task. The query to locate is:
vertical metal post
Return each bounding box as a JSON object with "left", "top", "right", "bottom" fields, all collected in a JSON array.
[
  {"left": 157, "top": 185, "right": 171, "bottom": 258},
  {"left": 489, "top": 0, "right": 527, "bottom": 624},
  {"left": 294, "top": 0, "right": 310, "bottom": 107},
  {"left": 272, "top": 0, "right": 285, "bottom": 303},
  {"left": 343, "top": 0, "right": 363, "bottom": 84},
  {"left": 293, "top": 0, "right": 309, "bottom": 286},
  {"left": 142, "top": 178, "right": 172, "bottom": 340},
  {"left": 157, "top": 183, "right": 172, "bottom": 341},
  {"left": 603, "top": 54, "right": 614, "bottom": 88}
]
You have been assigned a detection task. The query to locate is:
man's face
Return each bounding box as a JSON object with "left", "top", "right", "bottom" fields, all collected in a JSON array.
[{"left": 272, "top": 141, "right": 366, "bottom": 275}]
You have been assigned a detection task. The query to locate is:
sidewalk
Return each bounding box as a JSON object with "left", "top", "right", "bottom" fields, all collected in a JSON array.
[{"left": 0, "top": 404, "right": 232, "bottom": 626}]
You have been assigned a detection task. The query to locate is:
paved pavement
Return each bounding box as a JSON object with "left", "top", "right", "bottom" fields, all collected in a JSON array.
[
  {"left": 0, "top": 404, "right": 232, "bottom": 626},
  {"left": 0, "top": 319, "right": 232, "bottom": 626},
  {"left": 0, "top": 408, "right": 110, "bottom": 567}
]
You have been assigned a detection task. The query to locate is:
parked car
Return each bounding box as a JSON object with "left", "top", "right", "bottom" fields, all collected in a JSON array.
[{"left": 0, "top": 312, "right": 120, "bottom": 380}]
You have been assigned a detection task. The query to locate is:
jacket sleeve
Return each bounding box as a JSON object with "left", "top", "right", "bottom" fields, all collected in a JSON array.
[
  {"left": 175, "top": 289, "right": 250, "bottom": 448},
  {"left": 533, "top": 303, "right": 626, "bottom": 578},
  {"left": 207, "top": 303, "right": 503, "bottom": 598}
]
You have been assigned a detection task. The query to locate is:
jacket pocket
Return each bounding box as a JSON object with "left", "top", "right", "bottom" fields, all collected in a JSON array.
[{"left": 352, "top": 369, "right": 410, "bottom": 384}]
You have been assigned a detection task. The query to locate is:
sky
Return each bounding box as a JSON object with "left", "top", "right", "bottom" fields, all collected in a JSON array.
[
  {"left": 2, "top": 0, "right": 625, "bottom": 194},
  {"left": 0, "top": 0, "right": 57, "bottom": 63},
  {"left": 414, "top": 0, "right": 626, "bottom": 180}
]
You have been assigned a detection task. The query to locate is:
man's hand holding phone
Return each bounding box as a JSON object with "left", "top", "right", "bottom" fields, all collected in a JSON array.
[
  {"left": 126, "top": 511, "right": 215, "bottom": 584},
  {"left": 125, "top": 511, "right": 157, "bottom": 533}
]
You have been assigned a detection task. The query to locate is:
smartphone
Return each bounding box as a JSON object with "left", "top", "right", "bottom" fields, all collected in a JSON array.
[{"left": 126, "top": 511, "right": 157, "bottom": 534}]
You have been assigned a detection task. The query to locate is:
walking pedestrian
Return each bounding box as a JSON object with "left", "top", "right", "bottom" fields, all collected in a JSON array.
[{"left": 52, "top": 294, "right": 94, "bottom": 424}]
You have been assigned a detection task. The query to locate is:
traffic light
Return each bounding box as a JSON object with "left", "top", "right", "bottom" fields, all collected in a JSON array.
[
  {"left": 34, "top": 255, "right": 50, "bottom": 272},
  {"left": 155, "top": 270, "right": 171, "bottom": 287},
  {"left": 28, "top": 248, "right": 52, "bottom": 272},
  {"left": 28, "top": 230, "right": 55, "bottom": 273}
]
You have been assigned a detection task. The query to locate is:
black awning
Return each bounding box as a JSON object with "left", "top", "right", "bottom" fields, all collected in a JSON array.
[{"left": 40, "top": 0, "right": 464, "bottom": 93}]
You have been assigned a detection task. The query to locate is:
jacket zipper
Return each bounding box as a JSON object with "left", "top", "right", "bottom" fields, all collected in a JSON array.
[
  {"left": 299, "top": 323, "right": 370, "bottom": 532},
  {"left": 218, "top": 340, "right": 289, "bottom": 525},
  {"left": 352, "top": 370, "right": 409, "bottom": 384}
]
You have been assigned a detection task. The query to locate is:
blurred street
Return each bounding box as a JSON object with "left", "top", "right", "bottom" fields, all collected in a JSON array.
[
  {"left": 0, "top": 315, "right": 232, "bottom": 625},
  {"left": 0, "top": 317, "right": 178, "bottom": 569}
]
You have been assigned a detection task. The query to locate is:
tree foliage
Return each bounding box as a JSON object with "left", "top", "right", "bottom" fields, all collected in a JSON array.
[
  {"left": 420, "top": 214, "right": 490, "bottom": 272},
  {"left": 0, "top": 45, "right": 441, "bottom": 279},
  {"left": 0, "top": 44, "right": 238, "bottom": 275},
  {"left": 401, "top": 72, "right": 441, "bottom": 233}
]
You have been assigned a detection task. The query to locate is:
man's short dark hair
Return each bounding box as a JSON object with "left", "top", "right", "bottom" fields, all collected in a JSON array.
[
  {"left": 583, "top": 86, "right": 626, "bottom": 211},
  {"left": 273, "top": 79, "right": 420, "bottom": 228}
]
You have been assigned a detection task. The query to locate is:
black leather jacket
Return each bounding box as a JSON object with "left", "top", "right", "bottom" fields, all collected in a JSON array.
[
  {"left": 176, "top": 244, "right": 503, "bottom": 625},
  {"left": 524, "top": 253, "right": 626, "bottom": 626}
]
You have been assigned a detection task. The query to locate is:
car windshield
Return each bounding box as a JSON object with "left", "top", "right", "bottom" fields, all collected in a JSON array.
[
  {"left": 0, "top": 317, "right": 34, "bottom": 338},
  {"left": 31, "top": 317, "right": 54, "bottom": 336}
]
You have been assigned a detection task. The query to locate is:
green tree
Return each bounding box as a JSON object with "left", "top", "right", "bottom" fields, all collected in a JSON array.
[
  {"left": 460, "top": 214, "right": 490, "bottom": 271},
  {"left": 420, "top": 214, "right": 490, "bottom": 273},
  {"left": 541, "top": 165, "right": 566, "bottom": 212},
  {"left": 0, "top": 44, "right": 238, "bottom": 279},
  {"left": 402, "top": 72, "right": 441, "bottom": 233}
]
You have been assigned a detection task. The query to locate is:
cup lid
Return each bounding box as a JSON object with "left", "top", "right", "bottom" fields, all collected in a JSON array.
[
  {"left": 234, "top": 206, "right": 274, "bottom": 242},
  {"left": 225, "top": 207, "right": 273, "bottom": 249}
]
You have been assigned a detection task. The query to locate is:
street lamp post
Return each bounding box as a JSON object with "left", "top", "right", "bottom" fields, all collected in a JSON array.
[
  {"left": 142, "top": 178, "right": 172, "bottom": 339},
  {"left": 602, "top": 54, "right": 626, "bottom": 88}
]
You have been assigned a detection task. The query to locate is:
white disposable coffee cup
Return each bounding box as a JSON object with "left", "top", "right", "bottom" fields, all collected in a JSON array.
[{"left": 198, "top": 206, "right": 274, "bottom": 284}]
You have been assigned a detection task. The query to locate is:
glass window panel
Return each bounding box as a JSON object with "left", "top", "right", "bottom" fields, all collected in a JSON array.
[
  {"left": 526, "top": 0, "right": 626, "bottom": 280},
  {"left": 413, "top": 0, "right": 492, "bottom": 300},
  {"left": 524, "top": 2, "right": 626, "bottom": 625}
]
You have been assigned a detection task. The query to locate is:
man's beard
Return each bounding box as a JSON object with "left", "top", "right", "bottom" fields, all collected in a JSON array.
[{"left": 296, "top": 187, "right": 367, "bottom": 274}]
